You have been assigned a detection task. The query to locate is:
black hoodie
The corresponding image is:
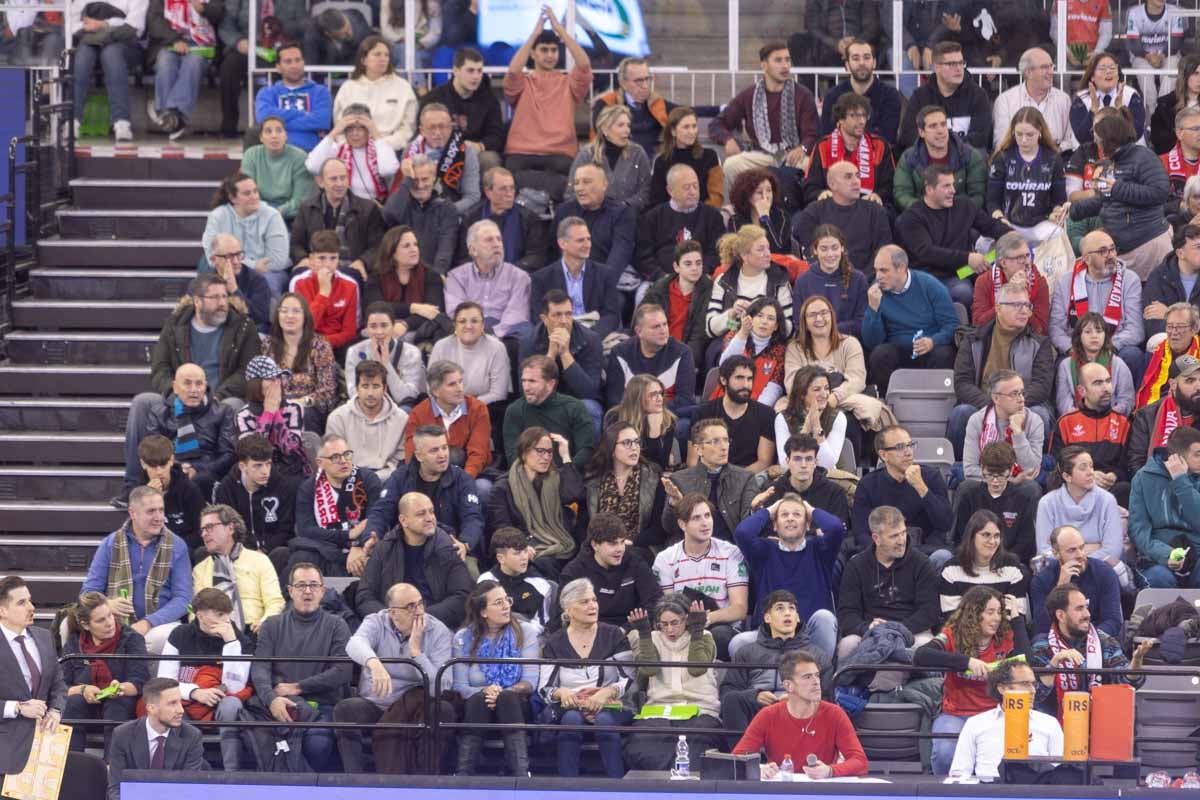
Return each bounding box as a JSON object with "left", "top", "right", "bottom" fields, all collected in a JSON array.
[
  {"left": 213, "top": 467, "right": 298, "bottom": 554},
  {"left": 837, "top": 540, "right": 940, "bottom": 638},
  {"left": 137, "top": 463, "right": 206, "bottom": 550},
  {"left": 558, "top": 548, "right": 662, "bottom": 630},
  {"left": 767, "top": 468, "right": 851, "bottom": 528}
]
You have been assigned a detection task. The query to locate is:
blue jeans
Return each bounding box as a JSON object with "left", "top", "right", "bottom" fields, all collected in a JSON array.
[
  {"left": 931, "top": 712, "right": 969, "bottom": 775},
  {"left": 927, "top": 548, "right": 953, "bottom": 571},
  {"left": 581, "top": 398, "right": 603, "bottom": 439},
  {"left": 1142, "top": 564, "right": 1200, "bottom": 588},
  {"left": 1118, "top": 345, "right": 1147, "bottom": 390},
  {"left": 946, "top": 402, "right": 979, "bottom": 461},
  {"left": 556, "top": 708, "right": 632, "bottom": 778},
  {"left": 301, "top": 703, "right": 337, "bottom": 771},
  {"left": 73, "top": 41, "right": 141, "bottom": 123},
  {"left": 154, "top": 49, "right": 208, "bottom": 120}
]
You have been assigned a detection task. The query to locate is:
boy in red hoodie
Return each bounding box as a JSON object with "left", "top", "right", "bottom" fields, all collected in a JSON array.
[{"left": 289, "top": 228, "right": 360, "bottom": 354}]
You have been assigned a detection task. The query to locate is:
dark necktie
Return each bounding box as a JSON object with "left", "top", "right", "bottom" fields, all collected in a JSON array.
[
  {"left": 14, "top": 635, "right": 41, "bottom": 696},
  {"left": 1102, "top": 94, "right": 1112, "bottom": 107},
  {"left": 151, "top": 735, "right": 167, "bottom": 769}
]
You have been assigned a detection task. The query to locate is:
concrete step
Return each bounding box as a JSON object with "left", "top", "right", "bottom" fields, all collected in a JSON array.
[
  {"left": 10, "top": 571, "right": 88, "bottom": 606},
  {"left": 0, "top": 502, "right": 126, "bottom": 533},
  {"left": 0, "top": 466, "right": 125, "bottom": 502},
  {"left": 0, "top": 536, "right": 105, "bottom": 572},
  {"left": 5, "top": 331, "right": 156, "bottom": 365},
  {"left": 13, "top": 299, "right": 173, "bottom": 330},
  {"left": 70, "top": 178, "right": 217, "bottom": 210},
  {"left": 0, "top": 432, "right": 125, "bottom": 465},
  {"left": 57, "top": 209, "right": 208, "bottom": 240},
  {"left": 76, "top": 154, "right": 241, "bottom": 182},
  {"left": 30, "top": 269, "right": 192, "bottom": 302},
  {"left": 0, "top": 364, "right": 151, "bottom": 396},
  {"left": 40, "top": 237, "right": 203, "bottom": 268},
  {"left": 0, "top": 397, "right": 130, "bottom": 433}
]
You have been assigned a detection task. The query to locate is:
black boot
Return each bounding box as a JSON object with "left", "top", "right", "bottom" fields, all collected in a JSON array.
[
  {"left": 456, "top": 734, "right": 482, "bottom": 775},
  {"left": 503, "top": 732, "right": 530, "bottom": 777}
]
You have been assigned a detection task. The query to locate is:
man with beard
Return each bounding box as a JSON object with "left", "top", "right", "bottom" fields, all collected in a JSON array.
[
  {"left": 733, "top": 495, "right": 843, "bottom": 663},
  {"left": 106, "top": 678, "right": 205, "bottom": 799},
  {"left": 1050, "top": 229, "right": 1146, "bottom": 383},
  {"left": 1029, "top": 526, "right": 1123, "bottom": 638},
  {"left": 518, "top": 290, "right": 605, "bottom": 432},
  {"left": 661, "top": 418, "right": 758, "bottom": 544},
  {"left": 819, "top": 40, "right": 902, "bottom": 146},
  {"left": 502, "top": 355, "right": 595, "bottom": 469},
  {"left": 803, "top": 92, "right": 895, "bottom": 208},
  {"left": 1130, "top": 424, "right": 1200, "bottom": 588},
  {"left": 759, "top": 434, "right": 851, "bottom": 527},
  {"left": 1052, "top": 362, "right": 1132, "bottom": 506},
  {"left": 688, "top": 356, "right": 776, "bottom": 474},
  {"left": 327, "top": 359, "right": 409, "bottom": 481},
  {"left": 458, "top": 166, "right": 549, "bottom": 272},
  {"left": 1128, "top": 354, "right": 1200, "bottom": 475},
  {"left": 290, "top": 434, "right": 384, "bottom": 577},
  {"left": 1030, "top": 585, "right": 1149, "bottom": 722},
  {"left": 400, "top": 103, "right": 481, "bottom": 214},
  {"left": 898, "top": 41, "right": 992, "bottom": 151},
  {"left": 1138, "top": 302, "right": 1200, "bottom": 409}
]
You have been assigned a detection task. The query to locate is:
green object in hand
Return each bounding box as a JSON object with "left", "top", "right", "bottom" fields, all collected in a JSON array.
[
  {"left": 1069, "top": 43, "right": 1091, "bottom": 65},
  {"left": 119, "top": 588, "right": 130, "bottom": 599},
  {"left": 957, "top": 249, "right": 996, "bottom": 280},
  {"left": 189, "top": 46, "right": 215, "bottom": 58},
  {"left": 306, "top": 700, "right": 319, "bottom": 709},
  {"left": 1171, "top": 547, "right": 1190, "bottom": 562},
  {"left": 256, "top": 46, "right": 278, "bottom": 63},
  {"left": 96, "top": 683, "right": 120, "bottom": 700}
]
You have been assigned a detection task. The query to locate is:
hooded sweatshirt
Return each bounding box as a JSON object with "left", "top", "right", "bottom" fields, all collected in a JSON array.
[
  {"left": 723, "top": 623, "right": 824, "bottom": 692},
  {"left": 558, "top": 549, "right": 662, "bottom": 629},
  {"left": 213, "top": 466, "right": 297, "bottom": 553},
  {"left": 1034, "top": 486, "right": 1123, "bottom": 562},
  {"left": 1128, "top": 455, "right": 1200, "bottom": 566},
  {"left": 837, "top": 542, "right": 941, "bottom": 638},
  {"left": 325, "top": 395, "right": 409, "bottom": 482},
  {"left": 201, "top": 203, "right": 292, "bottom": 274}
]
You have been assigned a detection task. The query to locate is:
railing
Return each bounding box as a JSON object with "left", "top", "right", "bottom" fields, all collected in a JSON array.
[{"left": 56, "top": 650, "right": 1200, "bottom": 775}]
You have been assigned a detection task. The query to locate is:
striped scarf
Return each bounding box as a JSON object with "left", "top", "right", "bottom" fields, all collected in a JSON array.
[
  {"left": 173, "top": 396, "right": 200, "bottom": 458},
  {"left": 1137, "top": 335, "right": 1200, "bottom": 409},
  {"left": 106, "top": 522, "right": 175, "bottom": 621}
]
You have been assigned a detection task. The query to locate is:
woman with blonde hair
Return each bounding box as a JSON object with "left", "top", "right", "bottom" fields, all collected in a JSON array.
[
  {"left": 537, "top": 576, "right": 633, "bottom": 777},
  {"left": 649, "top": 106, "right": 724, "bottom": 208},
  {"left": 603, "top": 374, "right": 679, "bottom": 470},
  {"left": 566, "top": 104, "right": 652, "bottom": 210},
  {"left": 706, "top": 224, "right": 794, "bottom": 343},
  {"left": 987, "top": 107, "right": 1068, "bottom": 244}
]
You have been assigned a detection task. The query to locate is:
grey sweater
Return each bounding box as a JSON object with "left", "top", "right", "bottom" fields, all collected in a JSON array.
[
  {"left": 251, "top": 606, "right": 352, "bottom": 707},
  {"left": 347, "top": 609, "right": 453, "bottom": 707},
  {"left": 962, "top": 406, "right": 1045, "bottom": 481}
]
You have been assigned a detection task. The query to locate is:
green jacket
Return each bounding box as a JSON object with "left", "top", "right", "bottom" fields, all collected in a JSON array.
[
  {"left": 502, "top": 391, "right": 596, "bottom": 469},
  {"left": 893, "top": 136, "right": 987, "bottom": 212}
]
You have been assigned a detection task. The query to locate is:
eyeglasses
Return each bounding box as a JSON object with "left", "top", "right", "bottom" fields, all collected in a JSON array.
[
  {"left": 291, "top": 582, "right": 323, "bottom": 592},
  {"left": 1000, "top": 253, "right": 1031, "bottom": 264},
  {"left": 983, "top": 471, "right": 1010, "bottom": 483},
  {"left": 938, "top": 60, "right": 966, "bottom": 68},
  {"left": 977, "top": 530, "right": 1003, "bottom": 541},
  {"left": 879, "top": 440, "right": 915, "bottom": 452},
  {"left": 199, "top": 293, "right": 229, "bottom": 301},
  {"left": 389, "top": 599, "right": 426, "bottom": 613},
  {"left": 993, "top": 388, "right": 1025, "bottom": 399},
  {"left": 616, "top": 438, "right": 642, "bottom": 449},
  {"left": 199, "top": 522, "right": 227, "bottom": 534},
  {"left": 212, "top": 252, "right": 243, "bottom": 261},
  {"left": 805, "top": 309, "right": 832, "bottom": 319},
  {"left": 489, "top": 595, "right": 514, "bottom": 608},
  {"left": 1094, "top": 64, "right": 1119, "bottom": 73},
  {"left": 1181, "top": 125, "right": 1200, "bottom": 134},
  {"left": 1084, "top": 245, "right": 1118, "bottom": 257},
  {"left": 657, "top": 617, "right": 685, "bottom": 630},
  {"left": 644, "top": 389, "right": 664, "bottom": 399},
  {"left": 531, "top": 446, "right": 554, "bottom": 457},
  {"left": 998, "top": 301, "right": 1033, "bottom": 312},
  {"left": 703, "top": 437, "right": 730, "bottom": 446},
  {"left": 1166, "top": 323, "right": 1196, "bottom": 333},
  {"left": 319, "top": 450, "right": 354, "bottom": 464}
]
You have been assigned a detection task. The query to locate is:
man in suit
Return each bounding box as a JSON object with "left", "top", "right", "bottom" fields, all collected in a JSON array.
[
  {"left": 106, "top": 677, "right": 205, "bottom": 799},
  {"left": 0, "top": 576, "right": 66, "bottom": 776},
  {"left": 530, "top": 216, "right": 621, "bottom": 338}
]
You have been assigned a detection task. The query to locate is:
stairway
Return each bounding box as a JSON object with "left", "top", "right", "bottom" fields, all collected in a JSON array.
[{"left": 0, "top": 148, "right": 237, "bottom": 625}]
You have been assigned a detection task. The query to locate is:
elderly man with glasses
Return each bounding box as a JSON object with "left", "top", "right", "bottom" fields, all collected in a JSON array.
[
  {"left": 948, "top": 279, "right": 1056, "bottom": 460},
  {"left": 992, "top": 47, "right": 1076, "bottom": 153},
  {"left": 960, "top": 371, "right": 1048, "bottom": 514},
  {"left": 334, "top": 581, "right": 456, "bottom": 774}
]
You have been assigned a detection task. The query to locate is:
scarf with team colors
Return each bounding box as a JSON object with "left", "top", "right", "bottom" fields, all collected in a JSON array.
[{"left": 1138, "top": 335, "right": 1200, "bottom": 409}]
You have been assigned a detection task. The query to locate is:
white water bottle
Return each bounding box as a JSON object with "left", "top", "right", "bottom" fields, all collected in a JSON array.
[
  {"left": 779, "top": 754, "right": 794, "bottom": 777},
  {"left": 673, "top": 735, "right": 690, "bottom": 777}
]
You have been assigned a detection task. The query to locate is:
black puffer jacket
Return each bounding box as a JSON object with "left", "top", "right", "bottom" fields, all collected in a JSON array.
[{"left": 1070, "top": 140, "right": 1170, "bottom": 254}]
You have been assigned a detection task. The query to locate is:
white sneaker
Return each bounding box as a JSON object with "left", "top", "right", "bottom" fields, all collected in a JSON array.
[
  {"left": 146, "top": 98, "right": 163, "bottom": 127},
  {"left": 168, "top": 124, "right": 188, "bottom": 142},
  {"left": 113, "top": 119, "right": 133, "bottom": 142}
]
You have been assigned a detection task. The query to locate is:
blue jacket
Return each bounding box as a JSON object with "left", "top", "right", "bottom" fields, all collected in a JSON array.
[
  {"left": 791, "top": 264, "right": 869, "bottom": 338},
  {"left": 861, "top": 267, "right": 959, "bottom": 349},
  {"left": 253, "top": 79, "right": 333, "bottom": 153},
  {"left": 553, "top": 198, "right": 636, "bottom": 274},
  {"left": 1141, "top": 253, "right": 1200, "bottom": 340},
  {"left": 1029, "top": 558, "right": 1123, "bottom": 639},
  {"left": 735, "top": 507, "right": 845, "bottom": 623},
  {"left": 529, "top": 259, "right": 621, "bottom": 339},
  {"left": 1128, "top": 455, "right": 1200, "bottom": 566},
  {"left": 851, "top": 465, "right": 954, "bottom": 549},
  {"left": 518, "top": 320, "right": 604, "bottom": 402},
  {"left": 81, "top": 524, "right": 193, "bottom": 627},
  {"left": 364, "top": 460, "right": 484, "bottom": 552}
]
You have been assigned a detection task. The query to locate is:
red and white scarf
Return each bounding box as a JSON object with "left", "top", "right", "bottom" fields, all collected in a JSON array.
[
  {"left": 990, "top": 262, "right": 1034, "bottom": 304},
  {"left": 313, "top": 466, "right": 362, "bottom": 528},
  {"left": 338, "top": 141, "right": 387, "bottom": 203},
  {"left": 979, "top": 405, "right": 1021, "bottom": 476},
  {"left": 1070, "top": 257, "right": 1123, "bottom": 329},
  {"left": 1046, "top": 623, "right": 1102, "bottom": 722},
  {"left": 824, "top": 129, "right": 876, "bottom": 193},
  {"left": 163, "top": 0, "right": 215, "bottom": 46},
  {"left": 1150, "top": 391, "right": 1192, "bottom": 453},
  {"left": 1164, "top": 143, "right": 1200, "bottom": 181}
]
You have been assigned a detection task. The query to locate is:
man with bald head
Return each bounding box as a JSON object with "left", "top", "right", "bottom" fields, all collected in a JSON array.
[
  {"left": 636, "top": 163, "right": 725, "bottom": 279},
  {"left": 335, "top": 581, "right": 456, "bottom": 773},
  {"left": 553, "top": 162, "right": 637, "bottom": 275},
  {"left": 1053, "top": 361, "right": 1132, "bottom": 506},
  {"left": 791, "top": 159, "right": 893, "bottom": 279},
  {"left": 1050, "top": 228, "right": 1145, "bottom": 383},
  {"left": 290, "top": 157, "right": 386, "bottom": 283},
  {"left": 355, "top": 492, "right": 472, "bottom": 628},
  {"left": 120, "top": 362, "right": 236, "bottom": 503},
  {"left": 207, "top": 233, "right": 272, "bottom": 332}
]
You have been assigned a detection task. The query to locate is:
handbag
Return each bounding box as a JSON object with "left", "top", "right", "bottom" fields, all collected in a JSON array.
[{"left": 1032, "top": 225, "right": 1075, "bottom": 288}]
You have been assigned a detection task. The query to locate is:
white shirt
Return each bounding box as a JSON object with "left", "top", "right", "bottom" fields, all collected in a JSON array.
[
  {"left": 145, "top": 717, "right": 170, "bottom": 759},
  {"left": 949, "top": 705, "right": 1064, "bottom": 779},
  {"left": 652, "top": 538, "right": 747, "bottom": 608},
  {"left": 993, "top": 84, "right": 1076, "bottom": 152},
  {"left": 2, "top": 622, "right": 39, "bottom": 719}
]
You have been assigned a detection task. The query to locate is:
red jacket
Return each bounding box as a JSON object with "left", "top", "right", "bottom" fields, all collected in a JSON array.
[
  {"left": 403, "top": 395, "right": 492, "bottom": 478},
  {"left": 289, "top": 270, "right": 360, "bottom": 349}
]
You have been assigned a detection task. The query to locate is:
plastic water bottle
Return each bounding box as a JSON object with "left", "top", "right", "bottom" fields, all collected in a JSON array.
[
  {"left": 779, "top": 754, "right": 794, "bottom": 778},
  {"left": 673, "top": 735, "right": 690, "bottom": 777},
  {"left": 911, "top": 329, "right": 924, "bottom": 360}
]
